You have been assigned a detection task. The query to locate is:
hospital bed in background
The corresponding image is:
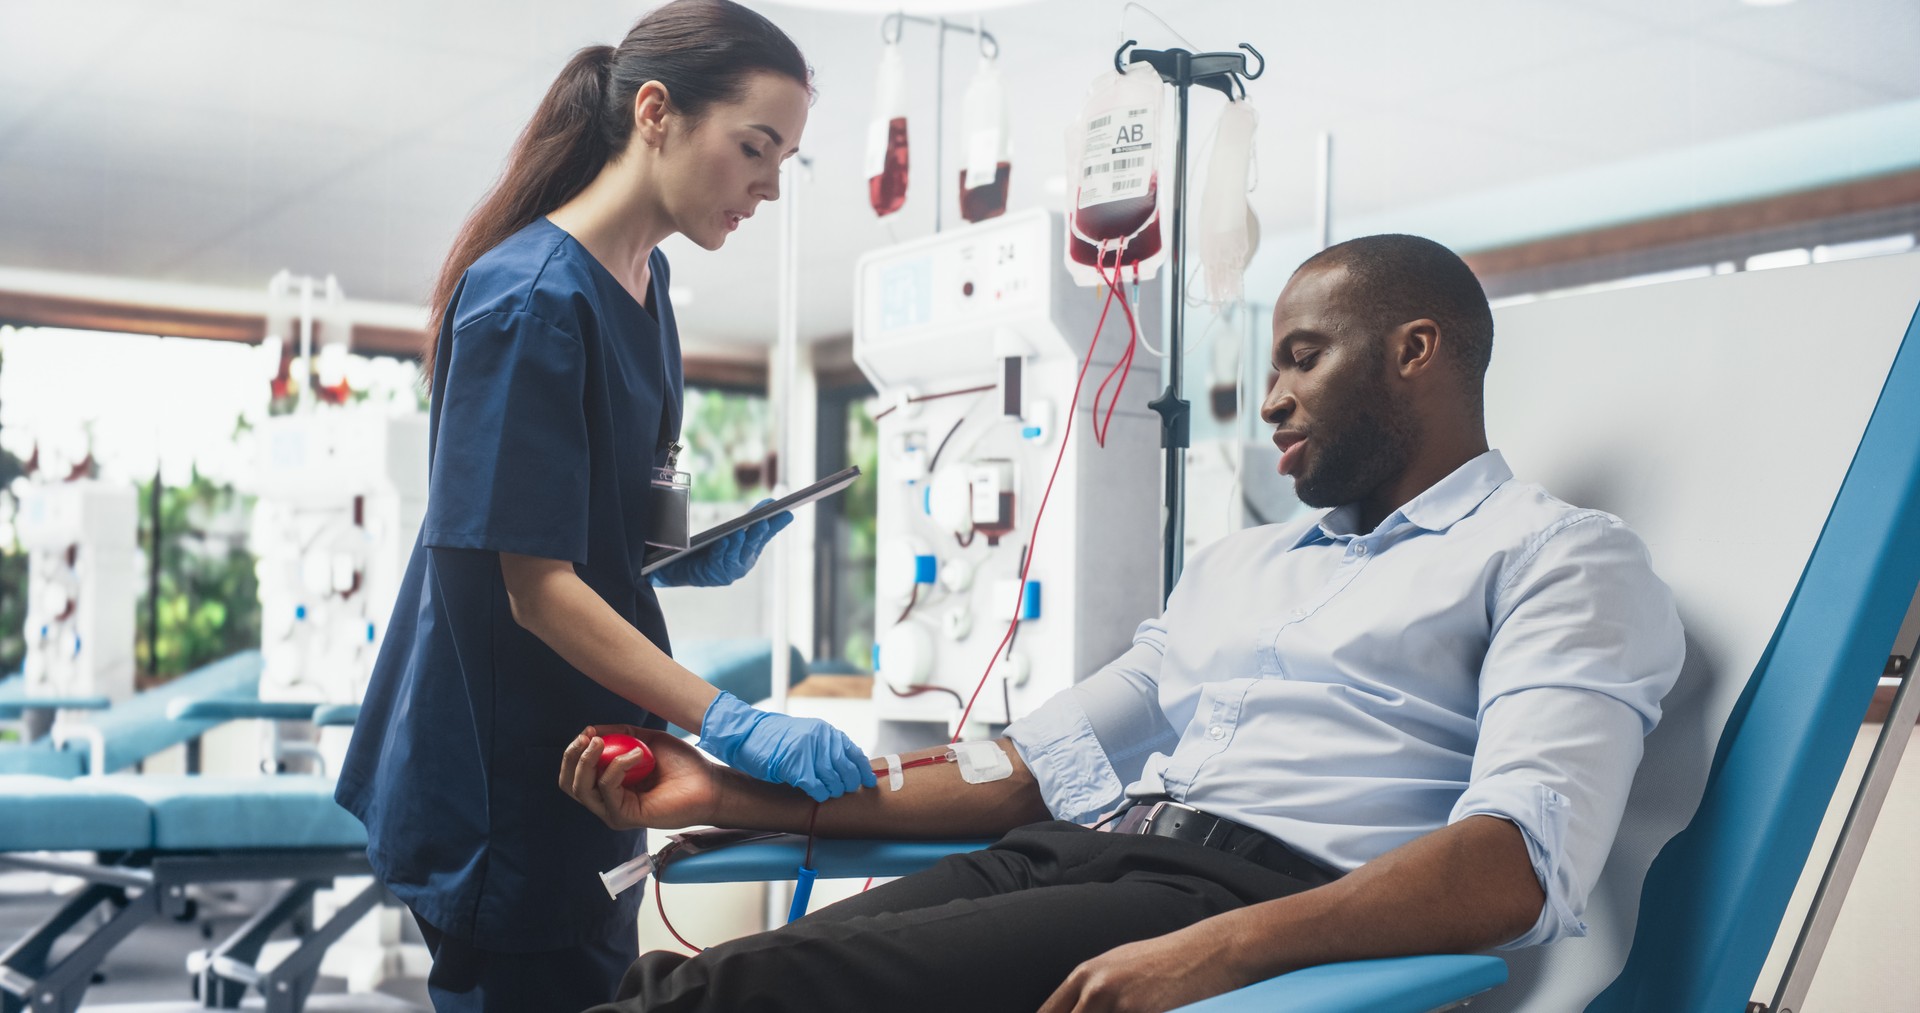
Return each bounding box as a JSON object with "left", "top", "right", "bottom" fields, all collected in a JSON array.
[
  {"left": 0, "top": 652, "right": 263, "bottom": 777},
  {"left": 655, "top": 253, "right": 1920, "bottom": 1012},
  {"left": 0, "top": 669, "right": 376, "bottom": 1013}
]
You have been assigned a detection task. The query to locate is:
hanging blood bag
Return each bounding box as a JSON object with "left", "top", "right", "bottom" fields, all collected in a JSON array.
[
  {"left": 959, "top": 54, "right": 1011, "bottom": 223},
  {"left": 1064, "top": 62, "right": 1166, "bottom": 286},
  {"left": 867, "top": 41, "right": 910, "bottom": 218}
]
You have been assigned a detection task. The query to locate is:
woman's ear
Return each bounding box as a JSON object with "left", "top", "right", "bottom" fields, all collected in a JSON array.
[{"left": 633, "top": 80, "right": 673, "bottom": 148}]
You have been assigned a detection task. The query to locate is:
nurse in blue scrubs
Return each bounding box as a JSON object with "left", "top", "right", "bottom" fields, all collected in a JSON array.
[{"left": 334, "top": 3, "right": 873, "bottom": 1009}]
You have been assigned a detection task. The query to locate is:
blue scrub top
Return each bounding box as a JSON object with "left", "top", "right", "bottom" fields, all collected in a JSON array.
[{"left": 337, "top": 218, "right": 682, "bottom": 952}]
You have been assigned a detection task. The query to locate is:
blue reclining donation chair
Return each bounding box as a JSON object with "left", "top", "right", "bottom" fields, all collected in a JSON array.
[{"left": 656, "top": 254, "right": 1920, "bottom": 1012}]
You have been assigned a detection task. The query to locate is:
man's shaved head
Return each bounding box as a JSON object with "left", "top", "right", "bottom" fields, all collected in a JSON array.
[{"left": 1297, "top": 234, "right": 1494, "bottom": 400}]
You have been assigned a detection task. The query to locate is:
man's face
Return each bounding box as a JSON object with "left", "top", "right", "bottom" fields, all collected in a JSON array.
[{"left": 1259, "top": 264, "right": 1417, "bottom": 509}]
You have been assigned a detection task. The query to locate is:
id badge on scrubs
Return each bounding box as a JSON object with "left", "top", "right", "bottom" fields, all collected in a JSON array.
[{"left": 645, "top": 466, "right": 692, "bottom": 550}]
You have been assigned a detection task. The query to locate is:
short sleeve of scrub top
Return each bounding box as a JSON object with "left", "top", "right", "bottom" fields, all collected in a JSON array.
[{"left": 337, "top": 218, "right": 682, "bottom": 953}]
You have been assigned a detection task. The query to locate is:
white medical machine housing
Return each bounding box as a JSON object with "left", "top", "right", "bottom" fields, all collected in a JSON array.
[
  {"left": 246, "top": 408, "right": 429, "bottom": 993},
  {"left": 16, "top": 480, "right": 138, "bottom": 713},
  {"left": 246, "top": 409, "right": 427, "bottom": 716},
  {"left": 854, "top": 209, "right": 1163, "bottom": 746}
]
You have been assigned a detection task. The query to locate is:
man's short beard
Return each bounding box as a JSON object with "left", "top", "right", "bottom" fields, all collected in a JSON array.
[{"left": 1292, "top": 368, "right": 1418, "bottom": 511}]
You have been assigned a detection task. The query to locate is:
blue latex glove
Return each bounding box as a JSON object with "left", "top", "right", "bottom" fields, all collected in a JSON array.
[
  {"left": 650, "top": 500, "right": 794, "bottom": 588},
  {"left": 698, "top": 690, "right": 878, "bottom": 802}
]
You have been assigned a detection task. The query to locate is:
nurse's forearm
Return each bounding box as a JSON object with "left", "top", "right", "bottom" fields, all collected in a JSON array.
[
  {"left": 708, "top": 739, "right": 1053, "bottom": 839},
  {"left": 500, "top": 552, "right": 719, "bottom": 734}
]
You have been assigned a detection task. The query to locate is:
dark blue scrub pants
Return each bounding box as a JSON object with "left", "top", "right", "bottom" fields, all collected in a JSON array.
[{"left": 414, "top": 912, "right": 636, "bottom": 1012}]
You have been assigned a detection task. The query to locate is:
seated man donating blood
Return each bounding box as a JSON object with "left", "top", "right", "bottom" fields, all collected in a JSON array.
[{"left": 560, "top": 234, "right": 1686, "bottom": 1013}]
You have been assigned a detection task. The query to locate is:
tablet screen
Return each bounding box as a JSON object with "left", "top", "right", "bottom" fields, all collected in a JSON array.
[{"left": 639, "top": 466, "right": 862, "bottom": 576}]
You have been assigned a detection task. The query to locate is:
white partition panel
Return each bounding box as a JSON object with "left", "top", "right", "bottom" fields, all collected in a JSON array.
[{"left": 1471, "top": 254, "right": 1920, "bottom": 1010}]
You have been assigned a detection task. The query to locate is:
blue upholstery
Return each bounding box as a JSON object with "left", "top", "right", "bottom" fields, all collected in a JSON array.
[
  {"left": 107, "top": 774, "right": 368, "bottom": 851},
  {"left": 1178, "top": 956, "right": 1508, "bottom": 1013},
  {"left": 677, "top": 639, "right": 809, "bottom": 707},
  {"left": 92, "top": 651, "right": 264, "bottom": 773},
  {"left": 0, "top": 651, "right": 263, "bottom": 775},
  {"left": 0, "top": 774, "right": 151, "bottom": 852},
  {"left": 313, "top": 703, "right": 361, "bottom": 728},
  {"left": 0, "top": 695, "right": 110, "bottom": 716},
  {"left": 165, "top": 697, "right": 325, "bottom": 723},
  {"left": 0, "top": 741, "right": 84, "bottom": 776},
  {"left": 1590, "top": 300, "right": 1920, "bottom": 1009},
  {"left": 658, "top": 838, "right": 996, "bottom": 883}
]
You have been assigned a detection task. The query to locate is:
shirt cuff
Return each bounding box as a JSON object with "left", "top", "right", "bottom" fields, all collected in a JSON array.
[
  {"left": 1451, "top": 776, "right": 1586, "bottom": 948},
  {"left": 1005, "top": 692, "right": 1127, "bottom": 824}
]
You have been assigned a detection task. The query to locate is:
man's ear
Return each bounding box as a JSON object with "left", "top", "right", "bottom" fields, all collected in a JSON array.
[{"left": 1393, "top": 318, "right": 1442, "bottom": 380}]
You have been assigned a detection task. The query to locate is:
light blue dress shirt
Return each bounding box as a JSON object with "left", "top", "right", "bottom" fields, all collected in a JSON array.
[{"left": 1005, "top": 450, "right": 1684, "bottom": 947}]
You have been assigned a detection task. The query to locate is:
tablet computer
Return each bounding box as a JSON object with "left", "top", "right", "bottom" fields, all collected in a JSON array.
[{"left": 639, "top": 465, "right": 862, "bottom": 576}]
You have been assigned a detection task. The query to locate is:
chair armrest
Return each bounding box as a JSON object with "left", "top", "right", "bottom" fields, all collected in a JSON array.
[
  {"left": 0, "top": 696, "right": 112, "bottom": 717},
  {"left": 165, "top": 699, "right": 322, "bottom": 723},
  {"left": 312, "top": 704, "right": 361, "bottom": 728},
  {"left": 1170, "top": 955, "right": 1507, "bottom": 1013},
  {"left": 657, "top": 838, "right": 995, "bottom": 883}
]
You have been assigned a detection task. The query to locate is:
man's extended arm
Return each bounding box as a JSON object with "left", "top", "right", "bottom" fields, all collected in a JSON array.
[{"left": 562, "top": 729, "right": 1052, "bottom": 839}]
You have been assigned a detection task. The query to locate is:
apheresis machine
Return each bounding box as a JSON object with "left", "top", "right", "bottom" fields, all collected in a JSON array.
[{"left": 853, "top": 209, "right": 1165, "bottom": 749}]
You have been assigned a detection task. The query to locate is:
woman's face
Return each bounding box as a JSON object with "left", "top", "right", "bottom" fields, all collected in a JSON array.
[{"left": 656, "top": 71, "right": 810, "bottom": 251}]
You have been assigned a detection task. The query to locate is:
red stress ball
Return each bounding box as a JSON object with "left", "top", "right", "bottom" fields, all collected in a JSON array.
[{"left": 595, "top": 733, "right": 657, "bottom": 788}]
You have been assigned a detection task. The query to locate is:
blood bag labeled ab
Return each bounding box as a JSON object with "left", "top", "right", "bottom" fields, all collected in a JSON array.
[
  {"left": 867, "top": 41, "right": 910, "bottom": 218},
  {"left": 959, "top": 55, "right": 1011, "bottom": 223},
  {"left": 1065, "top": 62, "right": 1166, "bottom": 284}
]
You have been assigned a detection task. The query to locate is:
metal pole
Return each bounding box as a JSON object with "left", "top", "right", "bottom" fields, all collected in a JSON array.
[
  {"left": 148, "top": 463, "right": 161, "bottom": 677},
  {"left": 933, "top": 18, "right": 946, "bottom": 233},
  {"left": 770, "top": 158, "right": 804, "bottom": 719},
  {"left": 1156, "top": 66, "right": 1193, "bottom": 603},
  {"left": 763, "top": 156, "right": 801, "bottom": 932},
  {"left": 1314, "top": 132, "right": 1333, "bottom": 251}
]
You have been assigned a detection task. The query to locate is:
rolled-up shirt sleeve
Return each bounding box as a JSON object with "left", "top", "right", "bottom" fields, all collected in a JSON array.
[
  {"left": 1449, "top": 513, "right": 1684, "bottom": 949},
  {"left": 1006, "top": 618, "right": 1176, "bottom": 823}
]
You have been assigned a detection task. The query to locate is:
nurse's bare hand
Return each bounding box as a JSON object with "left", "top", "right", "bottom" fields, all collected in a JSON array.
[{"left": 560, "top": 726, "right": 719, "bottom": 831}]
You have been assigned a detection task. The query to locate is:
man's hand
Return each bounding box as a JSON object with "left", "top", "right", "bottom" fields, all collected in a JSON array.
[
  {"left": 560, "top": 726, "right": 722, "bottom": 830},
  {"left": 1037, "top": 923, "right": 1247, "bottom": 1013}
]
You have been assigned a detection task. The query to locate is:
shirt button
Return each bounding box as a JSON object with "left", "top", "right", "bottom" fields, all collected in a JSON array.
[
  {"left": 1354, "top": 543, "right": 1368, "bottom": 555},
  {"left": 1290, "top": 609, "right": 1305, "bottom": 619},
  {"left": 1208, "top": 725, "right": 1225, "bottom": 740}
]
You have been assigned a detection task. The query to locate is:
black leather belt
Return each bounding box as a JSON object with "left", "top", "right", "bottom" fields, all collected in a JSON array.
[{"left": 1111, "top": 797, "right": 1344, "bottom": 887}]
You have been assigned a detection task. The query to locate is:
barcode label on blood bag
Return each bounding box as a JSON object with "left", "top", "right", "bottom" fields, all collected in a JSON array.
[{"left": 1078, "top": 106, "right": 1157, "bottom": 210}]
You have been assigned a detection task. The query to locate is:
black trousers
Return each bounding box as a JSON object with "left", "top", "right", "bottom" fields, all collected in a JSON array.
[
  {"left": 586, "top": 820, "right": 1323, "bottom": 1013},
  {"left": 413, "top": 912, "right": 636, "bottom": 1013}
]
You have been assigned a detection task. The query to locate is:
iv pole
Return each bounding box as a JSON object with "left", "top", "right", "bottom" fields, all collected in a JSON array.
[{"left": 1114, "top": 40, "right": 1265, "bottom": 603}]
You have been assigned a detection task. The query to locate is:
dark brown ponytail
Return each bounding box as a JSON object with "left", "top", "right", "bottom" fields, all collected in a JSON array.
[{"left": 423, "top": 0, "right": 810, "bottom": 375}]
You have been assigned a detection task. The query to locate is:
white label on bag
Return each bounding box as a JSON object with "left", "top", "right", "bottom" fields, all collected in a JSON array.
[
  {"left": 965, "top": 129, "right": 1000, "bottom": 188},
  {"left": 865, "top": 118, "right": 892, "bottom": 179},
  {"left": 1077, "top": 106, "right": 1155, "bottom": 209}
]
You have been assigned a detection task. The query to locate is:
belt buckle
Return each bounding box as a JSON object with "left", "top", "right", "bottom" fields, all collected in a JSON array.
[{"left": 1141, "top": 799, "right": 1214, "bottom": 842}]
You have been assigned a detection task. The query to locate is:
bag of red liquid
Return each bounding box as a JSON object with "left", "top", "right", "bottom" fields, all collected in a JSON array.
[
  {"left": 1064, "top": 61, "right": 1166, "bottom": 287},
  {"left": 867, "top": 41, "right": 910, "bottom": 218},
  {"left": 959, "top": 54, "right": 1011, "bottom": 223}
]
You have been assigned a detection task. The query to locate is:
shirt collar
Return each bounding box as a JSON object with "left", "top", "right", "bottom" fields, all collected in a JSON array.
[{"left": 1289, "top": 450, "right": 1513, "bottom": 550}]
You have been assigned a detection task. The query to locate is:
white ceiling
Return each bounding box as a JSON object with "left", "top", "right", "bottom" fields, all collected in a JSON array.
[{"left": 2, "top": 0, "right": 1918, "bottom": 352}]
